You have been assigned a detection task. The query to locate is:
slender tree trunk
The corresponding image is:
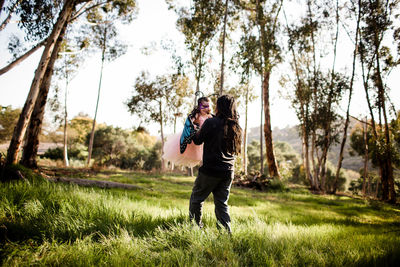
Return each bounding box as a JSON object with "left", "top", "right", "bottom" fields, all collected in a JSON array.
[
  {"left": 374, "top": 28, "right": 394, "bottom": 202},
  {"left": 335, "top": 0, "right": 361, "bottom": 194},
  {"left": 304, "top": 135, "right": 313, "bottom": 188},
  {"left": 219, "top": 0, "right": 229, "bottom": 96},
  {"left": 243, "top": 85, "right": 249, "bottom": 175},
  {"left": 194, "top": 46, "right": 203, "bottom": 106},
  {"left": 259, "top": 74, "right": 264, "bottom": 175},
  {"left": 284, "top": 9, "right": 312, "bottom": 187},
  {"left": 6, "top": 0, "right": 76, "bottom": 166},
  {"left": 159, "top": 100, "right": 165, "bottom": 171},
  {"left": 377, "top": 69, "right": 395, "bottom": 203},
  {"left": 20, "top": 22, "right": 68, "bottom": 169},
  {"left": 263, "top": 71, "right": 280, "bottom": 178},
  {"left": 307, "top": 0, "right": 320, "bottom": 190},
  {"left": 365, "top": 120, "right": 371, "bottom": 196},
  {"left": 362, "top": 117, "right": 368, "bottom": 196},
  {"left": 63, "top": 68, "right": 69, "bottom": 167},
  {"left": 87, "top": 44, "right": 106, "bottom": 166}
]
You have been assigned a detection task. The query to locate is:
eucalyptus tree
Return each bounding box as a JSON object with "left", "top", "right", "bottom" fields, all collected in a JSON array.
[
  {"left": 126, "top": 72, "right": 191, "bottom": 171},
  {"left": 20, "top": 19, "right": 69, "bottom": 169},
  {"left": 232, "top": 18, "right": 259, "bottom": 175},
  {"left": 5, "top": 0, "right": 136, "bottom": 169},
  {"left": 357, "top": 0, "right": 399, "bottom": 203},
  {"left": 334, "top": 0, "right": 362, "bottom": 193},
  {"left": 85, "top": 1, "right": 137, "bottom": 166},
  {"left": 285, "top": 0, "right": 350, "bottom": 191},
  {"left": 6, "top": 0, "right": 81, "bottom": 166},
  {"left": 53, "top": 30, "right": 88, "bottom": 167},
  {"left": 0, "top": 0, "right": 61, "bottom": 75},
  {"left": 170, "top": 0, "right": 224, "bottom": 104},
  {"left": 253, "top": 0, "right": 284, "bottom": 178}
]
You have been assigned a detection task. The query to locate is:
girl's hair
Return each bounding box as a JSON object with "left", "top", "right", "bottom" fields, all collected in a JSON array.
[
  {"left": 189, "top": 97, "right": 210, "bottom": 119},
  {"left": 216, "top": 95, "right": 242, "bottom": 155}
]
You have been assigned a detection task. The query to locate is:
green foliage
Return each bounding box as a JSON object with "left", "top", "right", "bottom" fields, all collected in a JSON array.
[
  {"left": 42, "top": 147, "right": 63, "bottom": 160},
  {"left": 350, "top": 118, "right": 400, "bottom": 168},
  {"left": 78, "top": 125, "right": 159, "bottom": 170},
  {"left": 1, "top": 171, "right": 400, "bottom": 265},
  {"left": 291, "top": 161, "right": 347, "bottom": 191},
  {"left": 247, "top": 140, "right": 300, "bottom": 175},
  {"left": 175, "top": 0, "right": 225, "bottom": 83},
  {"left": 0, "top": 105, "right": 21, "bottom": 143},
  {"left": 126, "top": 72, "right": 191, "bottom": 126}
]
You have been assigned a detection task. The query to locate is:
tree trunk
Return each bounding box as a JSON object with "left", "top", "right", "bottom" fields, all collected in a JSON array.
[
  {"left": 6, "top": 0, "right": 76, "bottom": 166},
  {"left": 20, "top": 22, "right": 68, "bottom": 169},
  {"left": 87, "top": 26, "right": 108, "bottom": 167},
  {"left": 362, "top": 117, "right": 368, "bottom": 196},
  {"left": 243, "top": 85, "right": 249, "bottom": 175},
  {"left": 259, "top": 74, "right": 264, "bottom": 175},
  {"left": 194, "top": 47, "right": 203, "bottom": 106},
  {"left": 63, "top": 72, "right": 69, "bottom": 167},
  {"left": 159, "top": 100, "right": 165, "bottom": 171},
  {"left": 262, "top": 71, "right": 280, "bottom": 178},
  {"left": 334, "top": 0, "right": 361, "bottom": 195},
  {"left": 87, "top": 45, "right": 106, "bottom": 166},
  {"left": 375, "top": 34, "right": 395, "bottom": 202},
  {"left": 219, "top": 0, "right": 229, "bottom": 96}
]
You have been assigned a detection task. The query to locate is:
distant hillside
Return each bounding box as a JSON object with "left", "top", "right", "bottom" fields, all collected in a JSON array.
[{"left": 247, "top": 118, "right": 365, "bottom": 172}]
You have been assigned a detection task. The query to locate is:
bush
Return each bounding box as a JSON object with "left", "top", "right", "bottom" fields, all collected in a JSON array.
[
  {"left": 42, "top": 147, "right": 63, "bottom": 160},
  {"left": 233, "top": 173, "right": 288, "bottom": 192}
]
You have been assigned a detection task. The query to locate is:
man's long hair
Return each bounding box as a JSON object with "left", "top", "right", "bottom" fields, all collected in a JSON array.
[{"left": 216, "top": 95, "right": 242, "bottom": 155}]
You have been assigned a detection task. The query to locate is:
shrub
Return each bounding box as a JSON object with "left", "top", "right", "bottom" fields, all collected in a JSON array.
[{"left": 42, "top": 147, "right": 63, "bottom": 160}]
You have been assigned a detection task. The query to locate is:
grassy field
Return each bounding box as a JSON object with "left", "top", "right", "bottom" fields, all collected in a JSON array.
[{"left": 1, "top": 167, "right": 400, "bottom": 266}]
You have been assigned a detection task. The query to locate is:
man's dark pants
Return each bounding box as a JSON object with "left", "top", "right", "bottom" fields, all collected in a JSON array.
[{"left": 189, "top": 171, "right": 233, "bottom": 232}]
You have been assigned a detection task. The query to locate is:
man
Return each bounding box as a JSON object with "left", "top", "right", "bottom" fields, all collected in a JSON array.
[{"left": 189, "top": 95, "right": 242, "bottom": 233}]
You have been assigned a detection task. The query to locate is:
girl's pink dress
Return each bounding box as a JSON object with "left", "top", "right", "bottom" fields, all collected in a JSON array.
[{"left": 162, "top": 115, "right": 208, "bottom": 167}]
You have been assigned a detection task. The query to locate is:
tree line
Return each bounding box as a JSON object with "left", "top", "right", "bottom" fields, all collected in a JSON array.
[{"left": 1, "top": 0, "right": 399, "bottom": 203}]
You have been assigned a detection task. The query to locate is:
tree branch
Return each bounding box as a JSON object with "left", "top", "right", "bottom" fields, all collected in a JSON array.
[
  {"left": 0, "top": 0, "right": 21, "bottom": 31},
  {"left": 0, "top": 39, "right": 46, "bottom": 76}
]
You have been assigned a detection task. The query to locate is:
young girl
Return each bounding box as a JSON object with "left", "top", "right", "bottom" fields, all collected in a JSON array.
[{"left": 163, "top": 97, "right": 212, "bottom": 167}]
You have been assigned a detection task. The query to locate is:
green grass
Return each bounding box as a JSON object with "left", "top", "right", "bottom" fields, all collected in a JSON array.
[{"left": 1, "top": 169, "right": 400, "bottom": 266}]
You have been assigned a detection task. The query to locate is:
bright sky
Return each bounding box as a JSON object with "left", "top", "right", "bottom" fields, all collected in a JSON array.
[{"left": 0, "top": 0, "right": 399, "bottom": 137}]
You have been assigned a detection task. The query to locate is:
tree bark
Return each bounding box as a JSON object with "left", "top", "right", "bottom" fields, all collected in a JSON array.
[
  {"left": 159, "top": 100, "right": 165, "bottom": 171},
  {"left": 219, "top": 0, "right": 229, "bottom": 96},
  {"left": 263, "top": 71, "right": 280, "bottom": 178},
  {"left": 87, "top": 30, "right": 106, "bottom": 166},
  {"left": 259, "top": 74, "right": 264, "bottom": 175},
  {"left": 6, "top": 0, "right": 76, "bottom": 166},
  {"left": 20, "top": 22, "right": 68, "bottom": 169},
  {"left": 243, "top": 85, "right": 249, "bottom": 175},
  {"left": 362, "top": 117, "right": 368, "bottom": 196},
  {"left": 63, "top": 71, "right": 69, "bottom": 167}
]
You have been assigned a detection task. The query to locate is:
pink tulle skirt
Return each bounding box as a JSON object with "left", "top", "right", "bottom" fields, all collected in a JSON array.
[{"left": 162, "top": 133, "right": 203, "bottom": 167}]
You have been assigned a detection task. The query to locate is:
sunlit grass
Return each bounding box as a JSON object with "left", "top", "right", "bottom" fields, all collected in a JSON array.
[{"left": 1, "top": 170, "right": 399, "bottom": 266}]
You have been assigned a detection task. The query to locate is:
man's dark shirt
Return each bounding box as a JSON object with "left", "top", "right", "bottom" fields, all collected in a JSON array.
[{"left": 192, "top": 116, "right": 235, "bottom": 179}]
